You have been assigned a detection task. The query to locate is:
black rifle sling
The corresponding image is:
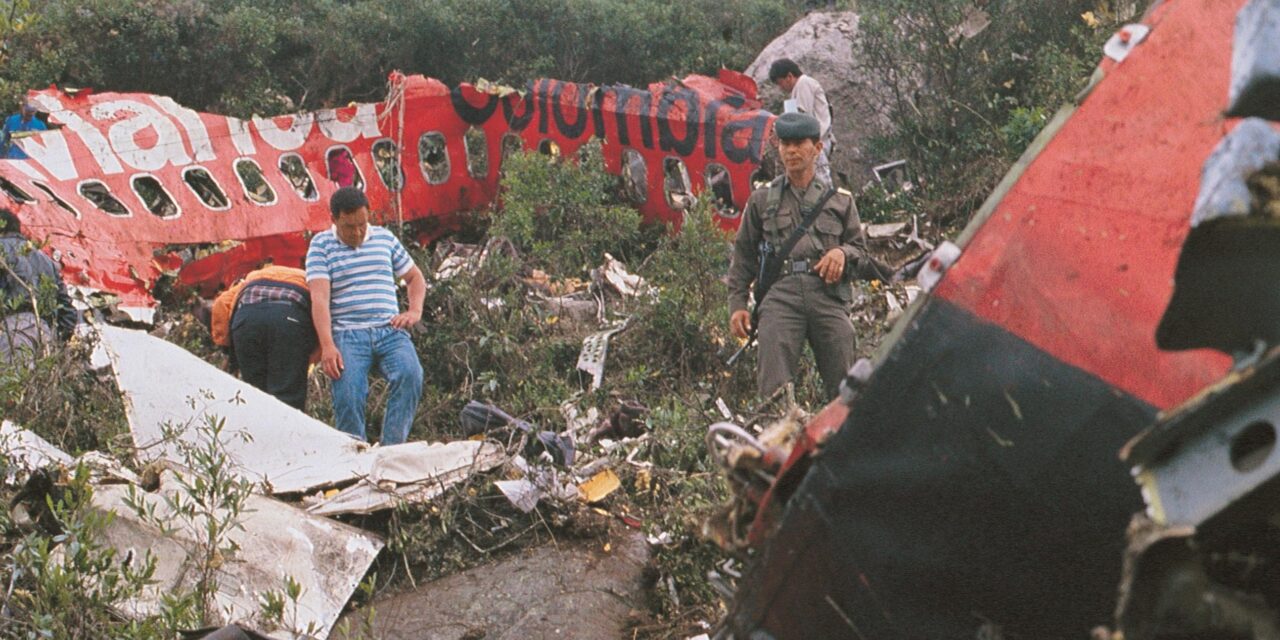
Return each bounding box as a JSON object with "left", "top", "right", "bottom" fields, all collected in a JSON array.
[
  {"left": 776, "top": 186, "right": 838, "bottom": 266},
  {"left": 728, "top": 185, "right": 840, "bottom": 366},
  {"left": 755, "top": 185, "right": 839, "bottom": 305}
]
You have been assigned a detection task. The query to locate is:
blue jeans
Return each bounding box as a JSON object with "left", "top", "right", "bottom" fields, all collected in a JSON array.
[{"left": 332, "top": 326, "right": 423, "bottom": 445}]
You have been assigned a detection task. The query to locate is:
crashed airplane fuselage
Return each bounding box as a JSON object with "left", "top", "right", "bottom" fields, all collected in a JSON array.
[{"left": 0, "top": 70, "right": 772, "bottom": 320}]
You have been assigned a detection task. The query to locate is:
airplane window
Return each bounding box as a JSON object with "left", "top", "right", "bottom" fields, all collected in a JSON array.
[
  {"left": 132, "top": 175, "right": 180, "bottom": 218},
  {"left": 325, "top": 147, "right": 366, "bottom": 189},
  {"left": 0, "top": 176, "right": 34, "bottom": 203},
  {"left": 326, "top": 147, "right": 364, "bottom": 190},
  {"left": 704, "top": 163, "right": 735, "bottom": 210},
  {"left": 32, "top": 182, "right": 79, "bottom": 218},
  {"left": 79, "top": 181, "right": 130, "bottom": 216},
  {"left": 750, "top": 166, "right": 773, "bottom": 190},
  {"left": 183, "top": 167, "right": 230, "bottom": 209},
  {"left": 372, "top": 139, "right": 405, "bottom": 191},
  {"left": 621, "top": 149, "right": 647, "bottom": 204},
  {"left": 465, "top": 127, "right": 489, "bottom": 179},
  {"left": 500, "top": 133, "right": 523, "bottom": 161},
  {"left": 235, "top": 158, "right": 277, "bottom": 205},
  {"left": 419, "top": 132, "right": 450, "bottom": 185},
  {"left": 278, "top": 154, "right": 318, "bottom": 201},
  {"left": 537, "top": 139, "right": 561, "bottom": 157},
  {"left": 663, "top": 157, "right": 693, "bottom": 210}
]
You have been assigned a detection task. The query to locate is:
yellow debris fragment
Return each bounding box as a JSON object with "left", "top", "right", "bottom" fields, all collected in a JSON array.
[{"left": 579, "top": 469, "right": 621, "bottom": 503}]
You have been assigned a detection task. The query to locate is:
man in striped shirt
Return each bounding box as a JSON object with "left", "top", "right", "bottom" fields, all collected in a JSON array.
[{"left": 306, "top": 187, "right": 426, "bottom": 445}]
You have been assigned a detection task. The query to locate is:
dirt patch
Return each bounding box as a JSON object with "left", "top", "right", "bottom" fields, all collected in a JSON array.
[{"left": 336, "top": 532, "right": 650, "bottom": 640}]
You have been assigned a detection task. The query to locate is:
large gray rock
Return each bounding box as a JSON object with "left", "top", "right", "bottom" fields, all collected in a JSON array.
[{"left": 746, "top": 11, "right": 897, "bottom": 185}]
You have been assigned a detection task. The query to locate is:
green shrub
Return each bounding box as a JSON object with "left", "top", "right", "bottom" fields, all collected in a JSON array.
[
  {"left": 0, "top": 335, "right": 128, "bottom": 457},
  {"left": 490, "top": 143, "right": 646, "bottom": 277},
  {"left": 0, "top": 465, "right": 193, "bottom": 640},
  {"left": 856, "top": 0, "right": 1121, "bottom": 229}
]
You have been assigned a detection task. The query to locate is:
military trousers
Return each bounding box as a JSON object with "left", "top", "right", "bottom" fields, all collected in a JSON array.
[{"left": 756, "top": 272, "right": 855, "bottom": 400}]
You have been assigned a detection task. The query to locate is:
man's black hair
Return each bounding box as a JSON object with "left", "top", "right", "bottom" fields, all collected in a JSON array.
[
  {"left": 0, "top": 208, "right": 20, "bottom": 234},
  {"left": 768, "top": 58, "right": 802, "bottom": 82},
  {"left": 329, "top": 186, "right": 368, "bottom": 219}
]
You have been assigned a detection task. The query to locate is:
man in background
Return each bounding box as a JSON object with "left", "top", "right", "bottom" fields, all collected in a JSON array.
[
  {"left": 769, "top": 58, "right": 835, "bottom": 184},
  {"left": 0, "top": 209, "right": 76, "bottom": 365},
  {"left": 2, "top": 100, "right": 47, "bottom": 160}
]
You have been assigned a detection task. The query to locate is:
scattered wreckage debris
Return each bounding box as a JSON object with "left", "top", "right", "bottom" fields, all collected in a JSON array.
[
  {"left": 494, "top": 454, "right": 580, "bottom": 514},
  {"left": 703, "top": 362, "right": 873, "bottom": 552},
  {"left": 431, "top": 237, "right": 519, "bottom": 283},
  {"left": 2, "top": 424, "right": 382, "bottom": 640},
  {"left": 304, "top": 441, "right": 507, "bottom": 517},
  {"left": 569, "top": 256, "right": 652, "bottom": 390},
  {"left": 97, "top": 325, "right": 504, "bottom": 514},
  {"left": 586, "top": 400, "right": 648, "bottom": 442},
  {"left": 95, "top": 471, "right": 382, "bottom": 638},
  {"left": 576, "top": 317, "right": 631, "bottom": 391},
  {"left": 457, "top": 400, "right": 575, "bottom": 467},
  {"left": 592, "top": 253, "right": 654, "bottom": 299},
  {"left": 578, "top": 468, "right": 622, "bottom": 504}
]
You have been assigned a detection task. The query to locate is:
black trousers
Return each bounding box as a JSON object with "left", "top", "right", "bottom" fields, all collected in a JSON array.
[{"left": 230, "top": 302, "right": 316, "bottom": 411}]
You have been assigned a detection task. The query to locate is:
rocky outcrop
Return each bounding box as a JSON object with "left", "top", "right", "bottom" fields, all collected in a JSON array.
[{"left": 746, "top": 11, "right": 897, "bottom": 186}]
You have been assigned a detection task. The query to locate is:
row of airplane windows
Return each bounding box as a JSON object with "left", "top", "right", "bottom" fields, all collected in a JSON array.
[{"left": 0, "top": 129, "right": 738, "bottom": 219}]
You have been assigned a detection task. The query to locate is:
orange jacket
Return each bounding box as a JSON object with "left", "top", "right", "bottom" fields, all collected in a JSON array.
[{"left": 210, "top": 266, "right": 310, "bottom": 347}]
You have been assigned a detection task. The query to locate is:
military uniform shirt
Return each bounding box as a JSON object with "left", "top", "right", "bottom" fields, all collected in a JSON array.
[{"left": 727, "top": 177, "right": 871, "bottom": 314}]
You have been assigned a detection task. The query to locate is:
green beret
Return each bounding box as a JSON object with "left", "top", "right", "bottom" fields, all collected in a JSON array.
[{"left": 774, "top": 112, "right": 821, "bottom": 140}]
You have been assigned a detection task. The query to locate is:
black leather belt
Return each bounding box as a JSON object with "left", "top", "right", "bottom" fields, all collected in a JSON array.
[{"left": 780, "top": 258, "right": 813, "bottom": 276}]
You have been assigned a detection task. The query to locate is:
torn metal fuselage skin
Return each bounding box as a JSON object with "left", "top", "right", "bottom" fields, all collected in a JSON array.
[
  {"left": 0, "top": 71, "right": 772, "bottom": 320},
  {"left": 1113, "top": 3, "right": 1280, "bottom": 634},
  {"left": 1117, "top": 346, "right": 1280, "bottom": 639},
  {"left": 98, "top": 324, "right": 505, "bottom": 515},
  {"left": 0, "top": 423, "right": 383, "bottom": 640}
]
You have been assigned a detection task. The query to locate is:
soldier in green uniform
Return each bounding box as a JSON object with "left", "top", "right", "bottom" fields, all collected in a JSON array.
[{"left": 727, "top": 112, "right": 887, "bottom": 399}]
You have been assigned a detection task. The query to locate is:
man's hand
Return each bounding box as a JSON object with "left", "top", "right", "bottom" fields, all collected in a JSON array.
[
  {"left": 320, "top": 343, "right": 344, "bottom": 380},
  {"left": 730, "top": 309, "right": 752, "bottom": 339},
  {"left": 390, "top": 308, "right": 422, "bottom": 329},
  {"left": 814, "top": 247, "right": 846, "bottom": 284}
]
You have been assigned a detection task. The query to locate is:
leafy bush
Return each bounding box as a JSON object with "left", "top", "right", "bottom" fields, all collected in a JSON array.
[
  {"left": 856, "top": 181, "right": 925, "bottom": 225},
  {"left": 0, "top": 465, "right": 190, "bottom": 640},
  {"left": 0, "top": 0, "right": 805, "bottom": 115},
  {"left": 490, "top": 143, "right": 646, "bottom": 277},
  {"left": 0, "top": 334, "right": 128, "bottom": 456},
  {"left": 856, "top": 0, "right": 1123, "bottom": 228}
]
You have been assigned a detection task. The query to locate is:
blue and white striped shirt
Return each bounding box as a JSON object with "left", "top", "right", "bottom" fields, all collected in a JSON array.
[{"left": 305, "top": 225, "right": 413, "bottom": 330}]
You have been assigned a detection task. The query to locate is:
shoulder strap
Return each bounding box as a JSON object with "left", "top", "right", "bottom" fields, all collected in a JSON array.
[
  {"left": 764, "top": 176, "right": 785, "bottom": 218},
  {"left": 776, "top": 186, "right": 838, "bottom": 260}
]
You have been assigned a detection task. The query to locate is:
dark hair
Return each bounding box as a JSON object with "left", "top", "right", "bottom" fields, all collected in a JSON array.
[
  {"left": 0, "top": 208, "right": 20, "bottom": 234},
  {"left": 768, "top": 58, "right": 802, "bottom": 82},
  {"left": 329, "top": 186, "right": 368, "bottom": 218}
]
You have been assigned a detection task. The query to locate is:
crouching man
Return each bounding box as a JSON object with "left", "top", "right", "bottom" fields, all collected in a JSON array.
[
  {"left": 210, "top": 265, "right": 316, "bottom": 411},
  {"left": 306, "top": 187, "right": 426, "bottom": 445}
]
